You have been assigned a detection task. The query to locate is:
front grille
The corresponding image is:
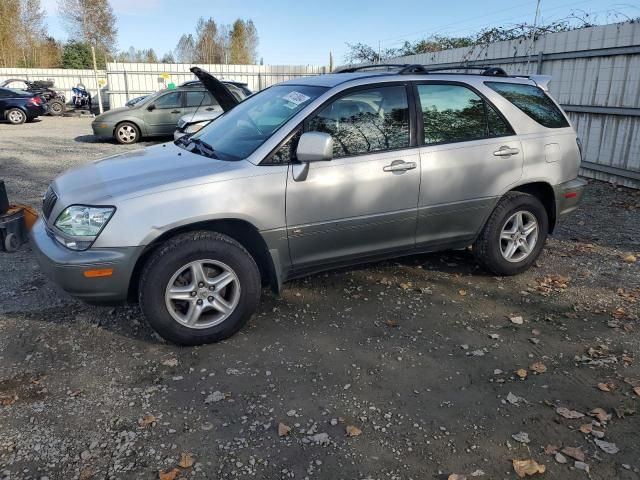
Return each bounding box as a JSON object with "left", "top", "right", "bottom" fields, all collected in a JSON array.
[{"left": 42, "top": 187, "right": 58, "bottom": 220}]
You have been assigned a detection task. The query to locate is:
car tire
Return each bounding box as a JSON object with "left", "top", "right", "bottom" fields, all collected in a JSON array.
[
  {"left": 6, "top": 108, "right": 26, "bottom": 125},
  {"left": 473, "top": 192, "right": 548, "bottom": 276},
  {"left": 114, "top": 121, "right": 140, "bottom": 144},
  {"left": 48, "top": 100, "right": 65, "bottom": 116},
  {"left": 139, "top": 231, "right": 262, "bottom": 345}
]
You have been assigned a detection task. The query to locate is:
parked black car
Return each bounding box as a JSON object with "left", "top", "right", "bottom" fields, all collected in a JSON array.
[
  {"left": 0, "top": 88, "right": 47, "bottom": 124},
  {"left": 0, "top": 79, "right": 65, "bottom": 116}
]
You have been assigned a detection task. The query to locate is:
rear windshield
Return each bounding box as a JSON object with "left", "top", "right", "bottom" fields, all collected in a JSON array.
[{"left": 485, "top": 82, "right": 569, "bottom": 129}]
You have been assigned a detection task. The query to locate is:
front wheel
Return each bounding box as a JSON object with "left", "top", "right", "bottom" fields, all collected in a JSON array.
[
  {"left": 139, "top": 231, "right": 261, "bottom": 345},
  {"left": 6, "top": 108, "right": 26, "bottom": 125},
  {"left": 473, "top": 192, "right": 548, "bottom": 276},
  {"left": 114, "top": 121, "right": 140, "bottom": 144}
]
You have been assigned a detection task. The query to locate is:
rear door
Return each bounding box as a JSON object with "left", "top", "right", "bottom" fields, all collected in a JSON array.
[
  {"left": 414, "top": 82, "right": 523, "bottom": 247},
  {"left": 286, "top": 83, "right": 421, "bottom": 269},
  {"left": 143, "top": 90, "right": 184, "bottom": 135},
  {"left": 183, "top": 90, "right": 223, "bottom": 117}
]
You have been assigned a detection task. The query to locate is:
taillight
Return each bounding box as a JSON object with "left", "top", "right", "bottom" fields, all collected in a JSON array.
[{"left": 27, "top": 96, "right": 42, "bottom": 106}]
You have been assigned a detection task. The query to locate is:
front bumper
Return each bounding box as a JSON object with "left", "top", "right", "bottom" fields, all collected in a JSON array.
[
  {"left": 554, "top": 177, "right": 588, "bottom": 221},
  {"left": 91, "top": 120, "right": 115, "bottom": 137},
  {"left": 29, "top": 218, "right": 143, "bottom": 303}
]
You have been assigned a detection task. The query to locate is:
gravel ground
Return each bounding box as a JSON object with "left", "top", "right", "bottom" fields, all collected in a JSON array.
[{"left": 1, "top": 116, "right": 639, "bottom": 480}]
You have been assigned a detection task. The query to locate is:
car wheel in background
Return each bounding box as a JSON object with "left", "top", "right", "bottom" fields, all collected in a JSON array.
[
  {"left": 473, "top": 192, "right": 548, "bottom": 276},
  {"left": 114, "top": 121, "right": 140, "bottom": 144},
  {"left": 6, "top": 108, "right": 27, "bottom": 125},
  {"left": 48, "top": 100, "right": 65, "bottom": 116},
  {"left": 139, "top": 231, "right": 262, "bottom": 345}
]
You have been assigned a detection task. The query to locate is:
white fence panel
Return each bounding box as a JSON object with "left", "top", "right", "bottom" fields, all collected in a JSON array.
[{"left": 105, "top": 63, "right": 326, "bottom": 109}]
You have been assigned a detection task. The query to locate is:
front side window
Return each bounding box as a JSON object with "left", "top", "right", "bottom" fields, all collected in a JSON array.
[
  {"left": 307, "top": 85, "right": 410, "bottom": 158},
  {"left": 186, "top": 91, "right": 217, "bottom": 108},
  {"left": 485, "top": 82, "right": 569, "bottom": 128},
  {"left": 417, "top": 84, "right": 513, "bottom": 145},
  {"left": 189, "top": 84, "right": 327, "bottom": 161},
  {"left": 154, "top": 91, "right": 182, "bottom": 109}
]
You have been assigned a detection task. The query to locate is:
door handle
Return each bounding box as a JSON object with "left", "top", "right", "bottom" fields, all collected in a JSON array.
[
  {"left": 383, "top": 161, "right": 417, "bottom": 172},
  {"left": 493, "top": 146, "right": 520, "bottom": 157},
  {"left": 205, "top": 107, "right": 214, "bottom": 111},
  {"left": 171, "top": 110, "right": 181, "bottom": 114}
]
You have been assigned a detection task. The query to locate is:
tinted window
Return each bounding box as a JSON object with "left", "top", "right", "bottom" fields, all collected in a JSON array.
[
  {"left": 154, "top": 91, "right": 182, "bottom": 109},
  {"left": 487, "top": 104, "right": 513, "bottom": 136},
  {"left": 307, "top": 86, "right": 409, "bottom": 158},
  {"left": 186, "top": 91, "right": 217, "bottom": 108},
  {"left": 191, "top": 85, "right": 327, "bottom": 161},
  {"left": 486, "top": 82, "right": 569, "bottom": 128}
]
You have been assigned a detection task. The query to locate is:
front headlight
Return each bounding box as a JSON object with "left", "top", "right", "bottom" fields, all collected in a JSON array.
[
  {"left": 54, "top": 205, "right": 115, "bottom": 250},
  {"left": 185, "top": 120, "right": 210, "bottom": 134}
]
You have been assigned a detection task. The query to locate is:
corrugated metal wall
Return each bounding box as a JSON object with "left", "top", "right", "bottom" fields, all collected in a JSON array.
[
  {"left": 105, "top": 63, "right": 326, "bottom": 109},
  {"left": 0, "top": 67, "right": 108, "bottom": 109},
  {"left": 391, "top": 22, "right": 640, "bottom": 188}
]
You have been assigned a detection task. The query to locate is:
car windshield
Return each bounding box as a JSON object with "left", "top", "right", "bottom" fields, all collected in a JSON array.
[{"left": 181, "top": 84, "right": 328, "bottom": 161}]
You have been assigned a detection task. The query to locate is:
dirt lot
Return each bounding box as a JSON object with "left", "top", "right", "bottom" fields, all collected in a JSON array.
[{"left": 1, "top": 116, "right": 639, "bottom": 480}]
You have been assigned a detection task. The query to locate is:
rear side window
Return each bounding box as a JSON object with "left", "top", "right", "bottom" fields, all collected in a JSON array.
[
  {"left": 485, "top": 82, "right": 569, "bottom": 128},
  {"left": 186, "top": 91, "right": 218, "bottom": 108},
  {"left": 417, "top": 84, "right": 513, "bottom": 144}
]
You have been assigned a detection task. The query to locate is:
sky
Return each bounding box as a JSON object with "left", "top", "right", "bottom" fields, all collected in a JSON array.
[{"left": 40, "top": 0, "right": 639, "bottom": 65}]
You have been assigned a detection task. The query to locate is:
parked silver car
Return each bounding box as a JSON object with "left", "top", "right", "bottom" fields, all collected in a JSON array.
[
  {"left": 32, "top": 65, "right": 586, "bottom": 345},
  {"left": 91, "top": 68, "right": 245, "bottom": 144}
]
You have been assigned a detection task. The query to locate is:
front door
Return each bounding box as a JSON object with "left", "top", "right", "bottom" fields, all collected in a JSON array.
[
  {"left": 286, "top": 84, "right": 421, "bottom": 270},
  {"left": 414, "top": 82, "right": 523, "bottom": 247},
  {"left": 143, "top": 90, "right": 184, "bottom": 135}
]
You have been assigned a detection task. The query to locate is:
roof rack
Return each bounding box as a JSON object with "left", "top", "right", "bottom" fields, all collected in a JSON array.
[{"left": 334, "top": 64, "right": 509, "bottom": 77}]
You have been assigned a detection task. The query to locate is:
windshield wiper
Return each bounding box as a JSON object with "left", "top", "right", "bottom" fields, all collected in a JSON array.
[{"left": 178, "top": 136, "right": 218, "bottom": 159}]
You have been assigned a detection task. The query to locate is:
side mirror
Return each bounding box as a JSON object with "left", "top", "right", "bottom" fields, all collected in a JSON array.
[
  {"left": 296, "top": 132, "right": 333, "bottom": 162},
  {"left": 147, "top": 104, "right": 156, "bottom": 111}
]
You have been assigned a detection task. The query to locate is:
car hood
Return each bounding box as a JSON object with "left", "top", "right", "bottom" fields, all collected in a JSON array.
[
  {"left": 52, "top": 142, "right": 248, "bottom": 205},
  {"left": 190, "top": 67, "right": 239, "bottom": 111},
  {"left": 94, "top": 106, "right": 131, "bottom": 121}
]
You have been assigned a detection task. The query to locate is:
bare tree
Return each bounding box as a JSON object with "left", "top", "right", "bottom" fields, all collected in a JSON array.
[
  {"left": 0, "top": 0, "right": 21, "bottom": 67},
  {"left": 195, "top": 17, "right": 224, "bottom": 64},
  {"left": 57, "top": 0, "right": 117, "bottom": 54},
  {"left": 229, "top": 19, "right": 258, "bottom": 64},
  {"left": 174, "top": 34, "right": 195, "bottom": 63}
]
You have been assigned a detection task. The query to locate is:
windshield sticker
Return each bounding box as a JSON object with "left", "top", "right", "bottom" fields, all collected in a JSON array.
[{"left": 282, "top": 91, "right": 311, "bottom": 106}]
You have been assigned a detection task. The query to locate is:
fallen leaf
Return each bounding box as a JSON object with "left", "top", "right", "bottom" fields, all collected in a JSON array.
[
  {"left": 530, "top": 362, "right": 547, "bottom": 374},
  {"left": 561, "top": 446, "right": 585, "bottom": 462},
  {"left": 138, "top": 414, "right": 158, "bottom": 428},
  {"left": 578, "top": 423, "right": 592, "bottom": 434},
  {"left": 79, "top": 467, "right": 93, "bottom": 480},
  {"left": 516, "top": 369, "right": 528, "bottom": 380},
  {"left": 345, "top": 425, "right": 362, "bottom": 437},
  {"left": 159, "top": 468, "right": 179, "bottom": 480},
  {"left": 161, "top": 358, "right": 179, "bottom": 367},
  {"left": 623, "top": 254, "right": 637, "bottom": 263},
  {"left": 385, "top": 319, "right": 399, "bottom": 328},
  {"left": 575, "top": 461, "right": 590, "bottom": 472},
  {"left": 399, "top": 282, "right": 412, "bottom": 290},
  {"left": 178, "top": 452, "right": 194, "bottom": 469},
  {"left": 612, "top": 307, "right": 626, "bottom": 320},
  {"left": 594, "top": 439, "right": 619, "bottom": 454},
  {"left": 278, "top": 422, "right": 291, "bottom": 437},
  {"left": 448, "top": 475, "right": 467, "bottom": 480},
  {"left": 509, "top": 315, "right": 524, "bottom": 325},
  {"left": 634, "top": 387, "right": 640, "bottom": 397},
  {"left": 459, "top": 289, "right": 467, "bottom": 296},
  {"left": 512, "top": 458, "right": 546, "bottom": 478},
  {"left": 589, "top": 408, "right": 610, "bottom": 423},
  {"left": 0, "top": 394, "right": 17, "bottom": 406},
  {"left": 597, "top": 382, "right": 614, "bottom": 392},
  {"left": 543, "top": 445, "right": 558, "bottom": 455},
  {"left": 556, "top": 407, "right": 584, "bottom": 419}
]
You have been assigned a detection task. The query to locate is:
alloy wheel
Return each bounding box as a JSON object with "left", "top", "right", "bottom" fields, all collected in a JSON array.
[
  {"left": 117, "top": 125, "right": 137, "bottom": 143},
  {"left": 8, "top": 110, "right": 25, "bottom": 124},
  {"left": 499, "top": 210, "right": 539, "bottom": 263},
  {"left": 164, "top": 259, "right": 241, "bottom": 329}
]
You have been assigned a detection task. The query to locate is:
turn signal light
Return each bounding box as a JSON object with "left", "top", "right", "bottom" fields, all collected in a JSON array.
[
  {"left": 83, "top": 268, "right": 113, "bottom": 278},
  {"left": 564, "top": 192, "right": 578, "bottom": 199}
]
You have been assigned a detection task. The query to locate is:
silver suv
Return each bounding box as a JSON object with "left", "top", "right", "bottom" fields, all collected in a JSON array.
[{"left": 31, "top": 65, "right": 586, "bottom": 345}]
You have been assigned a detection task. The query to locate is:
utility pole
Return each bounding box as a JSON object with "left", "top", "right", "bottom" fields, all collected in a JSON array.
[
  {"left": 91, "top": 45, "right": 103, "bottom": 114},
  {"left": 329, "top": 51, "right": 333, "bottom": 72},
  {"left": 526, "top": 0, "right": 542, "bottom": 72}
]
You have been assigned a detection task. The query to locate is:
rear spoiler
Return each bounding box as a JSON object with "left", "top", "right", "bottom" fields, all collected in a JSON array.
[{"left": 528, "top": 75, "right": 552, "bottom": 92}]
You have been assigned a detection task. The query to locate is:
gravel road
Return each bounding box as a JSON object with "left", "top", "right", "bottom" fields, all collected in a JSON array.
[{"left": 1, "top": 117, "right": 639, "bottom": 480}]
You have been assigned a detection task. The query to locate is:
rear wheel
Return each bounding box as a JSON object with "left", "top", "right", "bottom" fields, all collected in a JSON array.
[
  {"left": 48, "top": 100, "right": 65, "bottom": 116},
  {"left": 6, "top": 108, "right": 26, "bottom": 125},
  {"left": 139, "top": 231, "right": 261, "bottom": 345},
  {"left": 473, "top": 192, "right": 548, "bottom": 275},
  {"left": 114, "top": 121, "right": 140, "bottom": 144}
]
